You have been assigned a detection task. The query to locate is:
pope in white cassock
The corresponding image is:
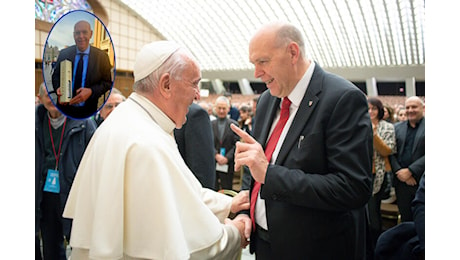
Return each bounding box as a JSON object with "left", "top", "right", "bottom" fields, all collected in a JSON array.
[{"left": 63, "top": 41, "right": 251, "bottom": 259}]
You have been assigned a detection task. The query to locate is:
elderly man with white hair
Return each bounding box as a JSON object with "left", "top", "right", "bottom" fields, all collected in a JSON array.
[{"left": 63, "top": 41, "right": 251, "bottom": 260}]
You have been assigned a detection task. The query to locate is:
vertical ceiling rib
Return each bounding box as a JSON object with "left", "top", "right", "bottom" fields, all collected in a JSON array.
[
  {"left": 396, "top": 0, "right": 408, "bottom": 65},
  {"left": 369, "top": 0, "right": 387, "bottom": 66},
  {"left": 356, "top": 0, "right": 377, "bottom": 66},
  {"left": 307, "top": 0, "right": 337, "bottom": 67},
  {"left": 409, "top": 0, "right": 420, "bottom": 65},
  {"left": 415, "top": 0, "right": 425, "bottom": 64},
  {"left": 329, "top": 0, "right": 355, "bottom": 67},
  {"left": 382, "top": 1, "right": 396, "bottom": 65},
  {"left": 343, "top": 0, "right": 366, "bottom": 67},
  {"left": 298, "top": 1, "right": 327, "bottom": 65}
]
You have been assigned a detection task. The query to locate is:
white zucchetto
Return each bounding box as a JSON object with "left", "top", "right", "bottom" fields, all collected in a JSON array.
[{"left": 133, "top": 41, "right": 181, "bottom": 82}]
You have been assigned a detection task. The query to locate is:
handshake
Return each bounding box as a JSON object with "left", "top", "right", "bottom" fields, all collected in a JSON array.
[{"left": 225, "top": 190, "right": 252, "bottom": 248}]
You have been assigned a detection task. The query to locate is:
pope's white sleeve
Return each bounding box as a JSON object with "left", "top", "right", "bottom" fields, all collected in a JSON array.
[
  {"left": 189, "top": 224, "right": 241, "bottom": 260},
  {"left": 201, "top": 188, "right": 232, "bottom": 223}
]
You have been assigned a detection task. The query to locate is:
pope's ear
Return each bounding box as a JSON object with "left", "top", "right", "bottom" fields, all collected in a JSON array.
[{"left": 158, "top": 73, "right": 172, "bottom": 96}]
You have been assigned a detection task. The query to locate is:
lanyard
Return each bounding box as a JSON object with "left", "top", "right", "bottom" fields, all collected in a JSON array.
[{"left": 48, "top": 118, "right": 67, "bottom": 170}]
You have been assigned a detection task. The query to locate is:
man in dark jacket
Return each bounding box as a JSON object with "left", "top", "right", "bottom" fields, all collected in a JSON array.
[
  {"left": 35, "top": 83, "right": 96, "bottom": 259},
  {"left": 231, "top": 22, "right": 372, "bottom": 259},
  {"left": 390, "top": 96, "right": 425, "bottom": 222},
  {"left": 212, "top": 96, "right": 240, "bottom": 190},
  {"left": 174, "top": 102, "right": 216, "bottom": 190},
  {"left": 52, "top": 20, "right": 113, "bottom": 119}
]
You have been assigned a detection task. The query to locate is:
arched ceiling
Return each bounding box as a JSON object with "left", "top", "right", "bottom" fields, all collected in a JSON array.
[{"left": 123, "top": 0, "right": 425, "bottom": 81}]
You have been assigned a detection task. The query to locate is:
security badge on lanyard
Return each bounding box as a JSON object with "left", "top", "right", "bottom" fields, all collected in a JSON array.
[
  {"left": 44, "top": 169, "right": 60, "bottom": 193},
  {"left": 43, "top": 118, "right": 67, "bottom": 193}
]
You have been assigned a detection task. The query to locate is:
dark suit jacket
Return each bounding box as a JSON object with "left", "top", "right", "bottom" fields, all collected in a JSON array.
[
  {"left": 390, "top": 118, "right": 425, "bottom": 183},
  {"left": 211, "top": 117, "right": 240, "bottom": 176},
  {"left": 244, "top": 63, "right": 373, "bottom": 259},
  {"left": 174, "top": 103, "right": 216, "bottom": 190},
  {"left": 389, "top": 118, "right": 425, "bottom": 221},
  {"left": 52, "top": 45, "right": 112, "bottom": 119}
]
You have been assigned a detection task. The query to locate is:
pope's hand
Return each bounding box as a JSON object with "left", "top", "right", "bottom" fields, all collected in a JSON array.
[{"left": 225, "top": 215, "right": 251, "bottom": 248}]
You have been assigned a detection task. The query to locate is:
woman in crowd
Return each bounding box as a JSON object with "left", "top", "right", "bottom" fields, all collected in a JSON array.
[
  {"left": 366, "top": 97, "right": 397, "bottom": 258},
  {"left": 238, "top": 104, "right": 253, "bottom": 135}
]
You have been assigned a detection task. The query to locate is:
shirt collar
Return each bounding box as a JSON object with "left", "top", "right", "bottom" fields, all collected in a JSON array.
[
  {"left": 287, "top": 60, "right": 315, "bottom": 108},
  {"left": 76, "top": 46, "right": 90, "bottom": 55},
  {"left": 407, "top": 116, "right": 424, "bottom": 129}
]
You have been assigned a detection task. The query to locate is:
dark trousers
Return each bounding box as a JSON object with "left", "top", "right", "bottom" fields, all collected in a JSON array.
[
  {"left": 216, "top": 171, "right": 233, "bottom": 190},
  {"left": 395, "top": 180, "right": 418, "bottom": 222},
  {"left": 36, "top": 233, "right": 42, "bottom": 260},
  {"left": 254, "top": 226, "right": 272, "bottom": 260},
  {"left": 39, "top": 192, "right": 66, "bottom": 260},
  {"left": 366, "top": 174, "right": 387, "bottom": 260}
]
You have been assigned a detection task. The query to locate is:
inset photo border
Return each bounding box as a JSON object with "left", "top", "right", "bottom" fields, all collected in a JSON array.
[{"left": 43, "top": 10, "right": 116, "bottom": 120}]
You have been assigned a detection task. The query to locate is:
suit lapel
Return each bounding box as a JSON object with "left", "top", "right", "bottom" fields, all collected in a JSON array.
[
  {"left": 259, "top": 97, "right": 281, "bottom": 148},
  {"left": 85, "top": 47, "right": 95, "bottom": 86},
  {"left": 399, "top": 124, "right": 408, "bottom": 158},
  {"left": 211, "top": 120, "right": 219, "bottom": 144},
  {"left": 275, "top": 67, "right": 323, "bottom": 165},
  {"left": 412, "top": 117, "right": 425, "bottom": 154},
  {"left": 69, "top": 47, "right": 77, "bottom": 65},
  {"left": 223, "top": 118, "right": 233, "bottom": 142}
]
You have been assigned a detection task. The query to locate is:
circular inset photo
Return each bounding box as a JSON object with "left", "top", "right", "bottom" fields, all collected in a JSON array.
[{"left": 43, "top": 10, "right": 116, "bottom": 120}]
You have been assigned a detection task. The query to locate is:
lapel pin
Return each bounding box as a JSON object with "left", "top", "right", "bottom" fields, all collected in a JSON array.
[{"left": 308, "top": 101, "right": 313, "bottom": 107}]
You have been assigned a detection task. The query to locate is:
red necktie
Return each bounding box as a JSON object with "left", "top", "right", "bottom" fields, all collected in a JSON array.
[{"left": 250, "top": 97, "right": 291, "bottom": 230}]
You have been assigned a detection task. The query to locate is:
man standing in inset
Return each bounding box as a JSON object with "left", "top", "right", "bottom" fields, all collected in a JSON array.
[{"left": 52, "top": 20, "right": 112, "bottom": 119}]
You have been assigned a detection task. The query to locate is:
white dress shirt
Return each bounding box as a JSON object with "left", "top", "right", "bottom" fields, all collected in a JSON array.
[{"left": 255, "top": 61, "right": 316, "bottom": 230}]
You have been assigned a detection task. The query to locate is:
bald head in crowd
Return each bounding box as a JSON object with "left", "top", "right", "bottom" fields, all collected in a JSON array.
[{"left": 404, "top": 96, "right": 425, "bottom": 127}]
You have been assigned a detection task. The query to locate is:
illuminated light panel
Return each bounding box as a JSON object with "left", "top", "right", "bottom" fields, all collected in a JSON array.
[{"left": 119, "top": 0, "right": 424, "bottom": 71}]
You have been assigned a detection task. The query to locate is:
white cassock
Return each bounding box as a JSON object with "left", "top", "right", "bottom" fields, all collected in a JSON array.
[{"left": 63, "top": 92, "right": 241, "bottom": 260}]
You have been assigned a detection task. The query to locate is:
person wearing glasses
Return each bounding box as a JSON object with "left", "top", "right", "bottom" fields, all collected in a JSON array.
[
  {"left": 231, "top": 21, "right": 373, "bottom": 259},
  {"left": 63, "top": 41, "right": 251, "bottom": 259},
  {"left": 93, "top": 88, "right": 126, "bottom": 126}
]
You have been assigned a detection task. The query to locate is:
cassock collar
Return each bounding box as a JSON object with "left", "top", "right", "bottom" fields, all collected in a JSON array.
[{"left": 129, "top": 92, "right": 176, "bottom": 135}]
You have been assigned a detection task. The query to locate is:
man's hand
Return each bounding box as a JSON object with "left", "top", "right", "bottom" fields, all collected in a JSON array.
[
  {"left": 233, "top": 214, "right": 252, "bottom": 241},
  {"left": 215, "top": 153, "right": 228, "bottom": 165},
  {"left": 225, "top": 214, "right": 252, "bottom": 248},
  {"left": 230, "top": 124, "right": 269, "bottom": 184},
  {"left": 405, "top": 176, "right": 417, "bottom": 186},
  {"left": 396, "top": 168, "right": 413, "bottom": 182},
  {"left": 372, "top": 123, "right": 378, "bottom": 136},
  {"left": 230, "top": 190, "right": 249, "bottom": 213},
  {"left": 69, "top": 88, "right": 92, "bottom": 105},
  {"left": 56, "top": 88, "right": 68, "bottom": 105}
]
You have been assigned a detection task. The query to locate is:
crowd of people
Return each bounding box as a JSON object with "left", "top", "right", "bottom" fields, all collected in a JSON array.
[{"left": 36, "top": 21, "right": 425, "bottom": 260}]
